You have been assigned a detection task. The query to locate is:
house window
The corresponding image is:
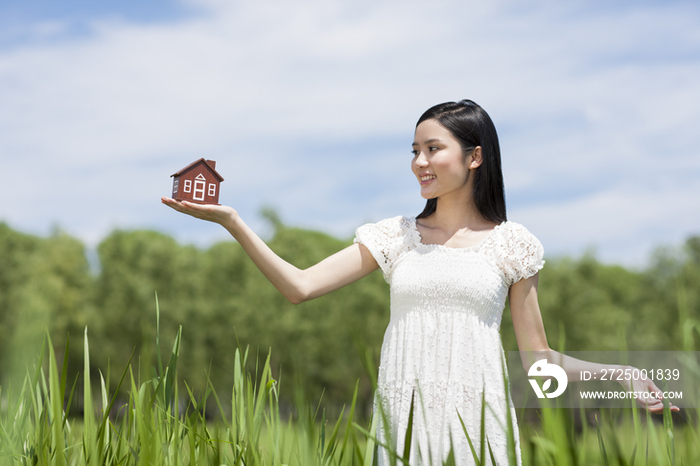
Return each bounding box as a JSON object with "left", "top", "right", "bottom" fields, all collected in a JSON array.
[
  {"left": 172, "top": 179, "right": 179, "bottom": 196},
  {"left": 184, "top": 180, "right": 192, "bottom": 193},
  {"left": 208, "top": 183, "right": 216, "bottom": 197}
]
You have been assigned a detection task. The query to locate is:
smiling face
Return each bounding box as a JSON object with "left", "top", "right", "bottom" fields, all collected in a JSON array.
[{"left": 411, "top": 118, "right": 482, "bottom": 201}]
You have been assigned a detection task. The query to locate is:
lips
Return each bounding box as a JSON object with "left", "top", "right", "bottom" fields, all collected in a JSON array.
[{"left": 420, "top": 174, "right": 436, "bottom": 184}]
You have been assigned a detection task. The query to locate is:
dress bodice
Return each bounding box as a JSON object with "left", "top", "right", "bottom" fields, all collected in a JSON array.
[{"left": 355, "top": 216, "right": 544, "bottom": 309}]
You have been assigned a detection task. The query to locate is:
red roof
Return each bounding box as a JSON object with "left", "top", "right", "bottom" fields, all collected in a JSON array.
[{"left": 171, "top": 158, "right": 224, "bottom": 181}]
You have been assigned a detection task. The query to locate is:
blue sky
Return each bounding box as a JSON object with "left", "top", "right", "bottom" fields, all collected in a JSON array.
[{"left": 1, "top": 0, "right": 699, "bottom": 267}]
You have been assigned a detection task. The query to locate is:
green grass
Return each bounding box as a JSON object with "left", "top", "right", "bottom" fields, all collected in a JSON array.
[{"left": 0, "top": 299, "right": 698, "bottom": 465}]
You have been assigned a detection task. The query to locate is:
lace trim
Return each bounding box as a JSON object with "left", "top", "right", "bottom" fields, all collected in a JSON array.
[
  {"left": 374, "top": 379, "right": 519, "bottom": 465},
  {"left": 411, "top": 219, "right": 506, "bottom": 253},
  {"left": 376, "top": 379, "right": 510, "bottom": 416},
  {"left": 485, "top": 222, "right": 545, "bottom": 285},
  {"left": 355, "top": 217, "right": 544, "bottom": 287},
  {"left": 354, "top": 216, "right": 421, "bottom": 281}
]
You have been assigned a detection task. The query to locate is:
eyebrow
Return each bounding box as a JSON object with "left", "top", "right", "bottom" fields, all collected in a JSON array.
[{"left": 412, "top": 138, "right": 444, "bottom": 146}]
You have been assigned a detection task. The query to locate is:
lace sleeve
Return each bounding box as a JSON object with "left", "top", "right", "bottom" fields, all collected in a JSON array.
[
  {"left": 494, "top": 222, "right": 545, "bottom": 286},
  {"left": 353, "top": 216, "right": 417, "bottom": 282}
]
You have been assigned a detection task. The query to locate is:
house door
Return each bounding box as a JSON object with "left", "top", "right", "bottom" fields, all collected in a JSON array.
[{"left": 193, "top": 174, "right": 206, "bottom": 201}]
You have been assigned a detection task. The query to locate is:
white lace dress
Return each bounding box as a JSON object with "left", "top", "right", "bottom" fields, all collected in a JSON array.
[{"left": 354, "top": 216, "right": 544, "bottom": 466}]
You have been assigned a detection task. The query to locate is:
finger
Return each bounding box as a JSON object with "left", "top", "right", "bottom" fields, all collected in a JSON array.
[
  {"left": 168, "top": 198, "right": 203, "bottom": 212},
  {"left": 643, "top": 399, "right": 664, "bottom": 412},
  {"left": 162, "top": 199, "right": 184, "bottom": 211},
  {"left": 162, "top": 198, "right": 188, "bottom": 213},
  {"left": 179, "top": 199, "right": 209, "bottom": 211},
  {"left": 640, "top": 398, "right": 680, "bottom": 413},
  {"left": 179, "top": 202, "right": 217, "bottom": 219},
  {"left": 163, "top": 198, "right": 207, "bottom": 217},
  {"left": 162, "top": 197, "right": 186, "bottom": 209}
]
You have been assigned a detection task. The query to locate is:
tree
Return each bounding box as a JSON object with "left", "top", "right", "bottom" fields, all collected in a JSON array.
[{"left": 0, "top": 224, "right": 91, "bottom": 386}]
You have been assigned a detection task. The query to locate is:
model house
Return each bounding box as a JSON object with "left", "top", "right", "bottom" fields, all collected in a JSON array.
[{"left": 171, "top": 158, "right": 224, "bottom": 205}]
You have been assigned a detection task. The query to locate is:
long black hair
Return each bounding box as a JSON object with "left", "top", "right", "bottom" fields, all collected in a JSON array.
[{"left": 415, "top": 100, "right": 506, "bottom": 224}]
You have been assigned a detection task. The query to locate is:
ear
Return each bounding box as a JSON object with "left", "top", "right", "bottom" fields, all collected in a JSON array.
[{"left": 469, "top": 146, "right": 483, "bottom": 169}]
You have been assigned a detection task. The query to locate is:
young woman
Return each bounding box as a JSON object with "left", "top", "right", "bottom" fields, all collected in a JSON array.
[{"left": 162, "top": 100, "right": 673, "bottom": 466}]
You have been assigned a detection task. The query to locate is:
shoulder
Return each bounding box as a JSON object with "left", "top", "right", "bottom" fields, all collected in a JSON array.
[
  {"left": 353, "top": 215, "right": 418, "bottom": 281},
  {"left": 489, "top": 221, "right": 545, "bottom": 285},
  {"left": 494, "top": 221, "right": 543, "bottom": 248},
  {"left": 354, "top": 215, "right": 415, "bottom": 241}
]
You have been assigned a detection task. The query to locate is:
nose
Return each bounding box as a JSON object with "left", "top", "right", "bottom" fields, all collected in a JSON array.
[{"left": 413, "top": 151, "right": 429, "bottom": 168}]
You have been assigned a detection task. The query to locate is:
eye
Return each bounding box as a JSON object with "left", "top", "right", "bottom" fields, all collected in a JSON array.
[
  {"left": 411, "top": 149, "right": 419, "bottom": 156},
  {"left": 428, "top": 146, "right": 439, "bottom": 152}
]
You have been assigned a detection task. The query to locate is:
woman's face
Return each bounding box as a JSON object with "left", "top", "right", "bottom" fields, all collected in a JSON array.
[{"left": 411, "top": 119, "right": 481, "bottom": 201}]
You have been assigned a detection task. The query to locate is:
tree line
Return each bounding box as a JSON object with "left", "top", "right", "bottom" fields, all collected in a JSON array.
[{"left": 0, "top": 217, "right": 698, "bottom": 414}]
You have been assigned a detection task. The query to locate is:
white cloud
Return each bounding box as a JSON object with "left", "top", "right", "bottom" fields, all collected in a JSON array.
[
  {"left": 0, "top": 0, "right": 698, "bottom": 265},
  {"left": 514, "top": 177, "right": 700, "bottom": 266}
]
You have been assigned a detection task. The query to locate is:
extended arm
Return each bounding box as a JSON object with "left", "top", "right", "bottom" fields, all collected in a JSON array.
[
  {"left": 509, "top": 274, "right": 678, "bottom": 413},
  {"left": 161, "top": 197, "right": 379, "bottom": 303}
]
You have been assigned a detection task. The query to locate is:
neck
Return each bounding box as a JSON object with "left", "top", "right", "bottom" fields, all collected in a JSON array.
[{"left": 430, "top": 191, "right": 491, "bottom": 233}]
